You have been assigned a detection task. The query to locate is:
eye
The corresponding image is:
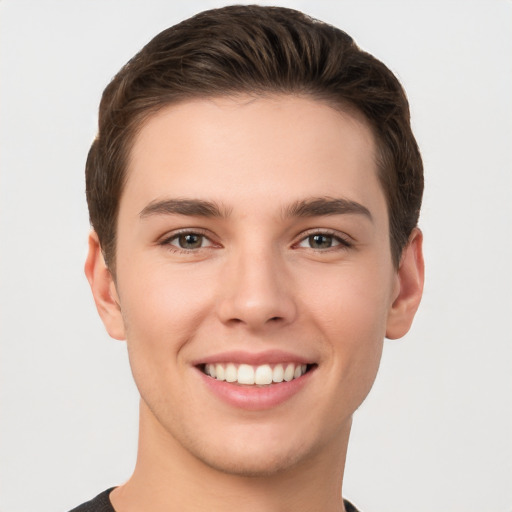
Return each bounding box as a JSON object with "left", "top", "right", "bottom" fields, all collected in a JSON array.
[
  {"left": 162, "top": 231, "right": 215, "bottom": 250},
  {"left": 296, "top": 232, "right": 351, "bottom": 250}
]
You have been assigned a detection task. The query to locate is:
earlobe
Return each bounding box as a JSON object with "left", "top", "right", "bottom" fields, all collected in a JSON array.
[
  {"left": 84, "top": 231, "right": 126, "bottom": 340},
  {"left": 386, "top": 228, "right": 425, "bottom": 340}
]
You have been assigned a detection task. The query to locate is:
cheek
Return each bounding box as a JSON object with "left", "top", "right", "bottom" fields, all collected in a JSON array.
[
  {"left": 308, "top": 261, "right": 393, "bottom": 331},
  {"left": 303, "top": 262, "right": 392, "bottom": 378},
  {"left": 123, "top": 257, "right": 214, "bottom": 319},
  {"left": 118, "top": 263, "right": 215, "bottom": 366}
]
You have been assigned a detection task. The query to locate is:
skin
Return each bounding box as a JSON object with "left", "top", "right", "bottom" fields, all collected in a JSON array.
[{"left": 86, "top": 95, "right": 424, "bottom": 512}]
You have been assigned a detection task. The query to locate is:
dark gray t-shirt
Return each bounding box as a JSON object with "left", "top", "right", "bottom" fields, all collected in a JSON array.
[{"left": 69, "top": 488, "right": 361, "bottom": 512}]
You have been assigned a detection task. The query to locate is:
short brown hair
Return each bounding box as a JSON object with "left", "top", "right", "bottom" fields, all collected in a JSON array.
[{"left": 86, "top": 5, "right": 423, "bottom": 271}]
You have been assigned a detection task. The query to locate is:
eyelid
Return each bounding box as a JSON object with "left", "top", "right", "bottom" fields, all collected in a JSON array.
[
  {"left": 293, "top": 228, "right": 353, "bottom": 249},
  {"left": 156, "top": 227, "right": 353, "bottom": 251},
  {"left": 158, "top": 228, "right": 219, "bottom": 249}
]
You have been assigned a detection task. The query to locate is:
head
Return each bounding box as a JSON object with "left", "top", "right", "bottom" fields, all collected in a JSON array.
[
  {"left": 86, "top": 5, "right": 423, "bottom": 274},
  {"left": 84, "top": 5, "right": 424, "bottom": 481}
]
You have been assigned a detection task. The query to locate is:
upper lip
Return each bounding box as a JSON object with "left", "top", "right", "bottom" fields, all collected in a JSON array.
[{"left": 192, "top": 350, "right": 316, "bottom": 366}]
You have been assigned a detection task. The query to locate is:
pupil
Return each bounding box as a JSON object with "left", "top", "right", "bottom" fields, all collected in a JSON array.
[
  {"left": 179, "top": 234, "right": 202, "bottom": 248},
  {"left": 310, "top": 234, "right": 331, "bottom": 248}
]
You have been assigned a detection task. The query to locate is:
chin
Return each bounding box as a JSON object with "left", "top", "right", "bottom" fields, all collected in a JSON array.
[
  {"left": 180, "top": 414, "right": 343, "bottom": 480},
  {"left": 193, "top": 442, "right": 309, "bottom": 478}
]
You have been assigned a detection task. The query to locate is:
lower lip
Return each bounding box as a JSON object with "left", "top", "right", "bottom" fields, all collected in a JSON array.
[{"left": 196, "top": 367, "right": 315, "bottom": 411}]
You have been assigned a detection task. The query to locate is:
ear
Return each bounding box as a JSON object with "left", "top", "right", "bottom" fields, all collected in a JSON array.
[
  {"left": 386, "top": 228, "right": 425, "bottom": 340},
  {"left": 84, "top": 231, "right": 126, "bottom": 340}
]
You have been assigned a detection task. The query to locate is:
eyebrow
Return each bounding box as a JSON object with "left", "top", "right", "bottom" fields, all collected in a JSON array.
[
  {"left": 139, "top": 198, "right": 229, "bottom": 219},
  {"left": 139, "top": 196, "right": 372, "bottom": 221},
  {"left": 283, "top": 197, "right": 372, "bottom": 220}
]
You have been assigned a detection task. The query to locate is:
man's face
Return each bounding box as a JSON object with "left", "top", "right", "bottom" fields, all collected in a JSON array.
[{"left": 110, "top": 95, "right": 400, "bottom": 475}]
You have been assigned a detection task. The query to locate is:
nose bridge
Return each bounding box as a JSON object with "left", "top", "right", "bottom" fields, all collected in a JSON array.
[{"left": 217, "top": 240, "right": 296, "bottom": 329}]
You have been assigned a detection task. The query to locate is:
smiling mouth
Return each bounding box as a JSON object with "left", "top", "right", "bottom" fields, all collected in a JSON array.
[{"left": 200, "top": 362, "right": 315, "bottom": 386}]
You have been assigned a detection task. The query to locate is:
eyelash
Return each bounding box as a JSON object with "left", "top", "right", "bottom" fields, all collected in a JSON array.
[
  {"left": 293, "top": 229, "right": 353, "bottom": 251},
  {"left": 159, "top": 229, "right": 218, "bottom": 253},
  {"left": 158, "top": 229, "right": 353, "bottom": 253}
]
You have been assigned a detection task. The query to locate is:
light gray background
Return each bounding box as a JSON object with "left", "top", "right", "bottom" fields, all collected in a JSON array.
[{"left": 1, "top": 1, "right": 511, "bottom": 511}]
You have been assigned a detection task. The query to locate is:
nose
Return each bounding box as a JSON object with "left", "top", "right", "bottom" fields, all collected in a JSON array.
[{"left": 216, "top": 247, "right": 297, "bottom": 330}]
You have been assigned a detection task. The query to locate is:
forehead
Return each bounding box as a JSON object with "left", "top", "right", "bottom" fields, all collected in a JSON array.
[{"left": 122, "top": 94, "right": 383, "bottom": 219}]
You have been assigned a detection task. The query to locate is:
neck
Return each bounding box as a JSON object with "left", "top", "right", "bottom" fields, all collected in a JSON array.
[{"left": 111, "top": 400, "right": 351, "bottom": 512}]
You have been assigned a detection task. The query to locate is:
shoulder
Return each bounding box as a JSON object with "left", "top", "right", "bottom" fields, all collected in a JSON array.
[
  {"left": 344, "top": 498, "right": 362, "bottom": 512},
  {"left": 68, "top": 488, "right": 116, "bottom": 512}
]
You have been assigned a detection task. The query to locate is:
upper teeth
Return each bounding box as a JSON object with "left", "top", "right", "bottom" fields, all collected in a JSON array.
[{"left": 204, "top": 363, "right": 308, "bottom": 385}]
